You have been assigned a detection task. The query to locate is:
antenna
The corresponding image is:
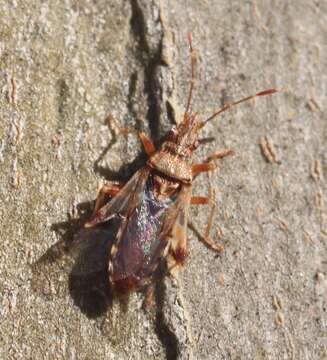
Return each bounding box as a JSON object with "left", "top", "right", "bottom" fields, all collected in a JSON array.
[
  {"left": 202, "top": 88, "right": 278, "bottom": 126},
  {"left": 184, "top": 32, "right": 197, "bottom": 117}
]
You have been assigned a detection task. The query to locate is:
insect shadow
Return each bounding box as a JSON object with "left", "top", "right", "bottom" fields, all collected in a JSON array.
[
  {"left": 31, "top": 129, "right": 180, "bottom": 360},
  {"left": 68, "top": 220, "right": 118, "bottom": 318},
  {"left": 68, "top": 142, "right": 148, "bottom": 318},
  {"left": 31, "top": 129, "right": 150, "bottom": 319},
  {"left": 30, "top": 198, "right": 114, "bottom": 318}
]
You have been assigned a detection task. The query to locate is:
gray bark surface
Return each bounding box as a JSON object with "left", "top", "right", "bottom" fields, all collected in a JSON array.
[{"left": 0, "top": 1, "right": 326, "bottom": 359}]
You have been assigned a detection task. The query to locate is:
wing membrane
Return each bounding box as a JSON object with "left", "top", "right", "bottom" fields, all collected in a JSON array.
[
  {"left": 86, "top": 167, "right": 151, "bottom": 227},
  {"left": 111, "top": 179, "right": 192, "bottom": 288},
  {"left": 86, "top": 165, "right": 193, "bottom": 292}
]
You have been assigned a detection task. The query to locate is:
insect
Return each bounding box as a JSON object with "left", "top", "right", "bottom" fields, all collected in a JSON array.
[{"left": 84, "top": 33, "right": 277, "bottom": 297}]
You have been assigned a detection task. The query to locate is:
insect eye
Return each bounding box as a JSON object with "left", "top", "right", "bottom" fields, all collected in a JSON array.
[
  {"left": 167, "top": 127, "right": 178, "bottom": 141},
  {"left": 191, "top": 140, "right": 199, "bottom": 150}
]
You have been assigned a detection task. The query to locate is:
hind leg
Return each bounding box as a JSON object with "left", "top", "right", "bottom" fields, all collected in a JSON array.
[
  {"left": 190, "top": 194, "right": 224, "bottom": 253},
  {"left": 93, "top": 181, "right": 124, "bottom": 214}
]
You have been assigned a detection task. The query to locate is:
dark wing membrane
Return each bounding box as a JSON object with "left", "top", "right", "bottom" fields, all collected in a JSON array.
[
  {"left": 86, "top": 167, "right": 151, "bottom": 227},
  {"left": 111, "top": 179, "right": 192, "bottom": 289},
  {"left": 70, "top": 167, "right": 151, "bottom": 278}
]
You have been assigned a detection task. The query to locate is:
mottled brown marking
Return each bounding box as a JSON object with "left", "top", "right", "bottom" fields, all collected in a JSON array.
[
  {"left": 311, "top": 159, "right": 323, "bottom": 182},
  {"left": 307, "top": 98, "right": 321, "bottom": 112},
  {"left": 260, "top": 134, "right": 279, "bottom": 163}
]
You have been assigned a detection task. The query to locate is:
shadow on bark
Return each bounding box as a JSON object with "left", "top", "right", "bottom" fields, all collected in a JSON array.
[
  {"left": 30, "top": 200, "right": 116, "bottom": 318},
  {"left": 31, "top": 122, "right": 149, "bottom": 318}
]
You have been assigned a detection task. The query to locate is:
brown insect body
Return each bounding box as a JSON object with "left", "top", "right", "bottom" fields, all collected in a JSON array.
[
  {"left": 85, "top": 34, "right": 277, "bottom": 296},
  {"left": 148, "top": 113, "right": 200, "bottom": 184},
  {"left": 110, "top": 169, "right": 186, "bottom": 294}
]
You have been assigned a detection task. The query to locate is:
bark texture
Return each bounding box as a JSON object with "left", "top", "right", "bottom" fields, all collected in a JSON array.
[{"left": 0, "top": 1, "right": 326, "bottom": 359}]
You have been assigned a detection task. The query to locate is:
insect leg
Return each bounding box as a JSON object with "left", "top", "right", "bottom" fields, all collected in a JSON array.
[
  {"left": 192, "top": 163, "right": 216, "bottom": 178},
  {"left": 192, "top": 149, "right": 234, "bottom": 178},
  {"left": 93, "top": 181, "right": 124, "bottom": 214},
  {"left": 206, "top": 148, "right": 234, "bottom": 162},
  {"left": 189, "top": 191, "right": 224, "bottom": 253},
  {"left": 107, "top": 114, "right": 156, "bottom": 156},
  {"left": 190, "top": 196, "right": 210, "bottom": 205},
  {"left": 201, "top": 190, "right": 224, "bottom": 253}
]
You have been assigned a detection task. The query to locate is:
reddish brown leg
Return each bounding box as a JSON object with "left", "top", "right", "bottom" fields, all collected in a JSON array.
[
  {"left": 191, "top": 196, "right": 210, "bottom": 205},
  {"left": 192, "top": 148, "right": 234, "bottom": 178},
  {"left": 192, "top": 163, "right": 216, "bottom": 178},
  {"left": 206, "top": 149, "right": 234, "bottom": 162},
  {"left": 190, "top": 191, "right": 223, "bottom": 253},
  {"left": 202, "top": 189, "right": 224, "bottom": 253},
  {"left": 93, "top": 181, "right": 124, "bottom": 214},
  {"left": 107, "top": 114, "right": 156, "bottom": 156}
]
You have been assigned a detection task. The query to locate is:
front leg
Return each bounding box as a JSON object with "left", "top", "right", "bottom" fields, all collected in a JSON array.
[
  {"left": 192, "top": 148, "right": 234, "bottom": 178},
  {"left": 206, "top": 149, "right": 234, "bottom": 162},
  {"left": 107, "top": 114, "right": 156, "bottom": 156}
]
